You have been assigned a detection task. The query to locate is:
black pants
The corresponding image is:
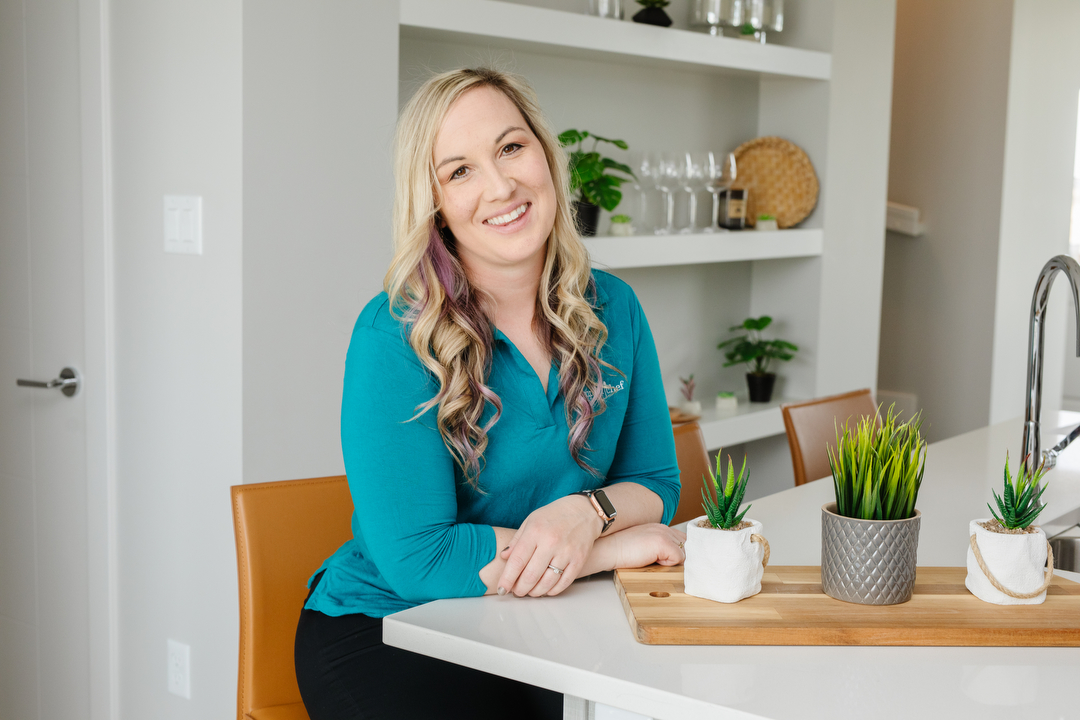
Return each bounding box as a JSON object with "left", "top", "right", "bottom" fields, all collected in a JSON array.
[{"left": 294, "top": 573, "right": 563, "bottom": 719}]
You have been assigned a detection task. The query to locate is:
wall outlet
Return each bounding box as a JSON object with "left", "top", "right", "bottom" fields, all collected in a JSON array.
[{"left": 167, "top": 639, "right": 191, "bottom": 699}]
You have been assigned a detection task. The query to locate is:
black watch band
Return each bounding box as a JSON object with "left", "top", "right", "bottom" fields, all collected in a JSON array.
[{"left": 572, "top": 489, "right": 617, "bottom": 534}]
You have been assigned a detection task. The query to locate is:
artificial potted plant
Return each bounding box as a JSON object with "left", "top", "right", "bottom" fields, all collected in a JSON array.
[
  {"left": 609, "top": 214, "right": 634, "bottom": 236},
  {"left": 822, "top": 408, "right": 927, "bottom": 605},
  {"left": 632, "top": 0, "right": 673, "bottom": 27},
  {"left": 678, "top": 375, "right": 702, "bottom": 416},
  {"left": 717, "top": 316, "right": 798, "bottom": 403},
  {"left": 684, "top": 453, "right": 770, "bottom": 604},
  {"left": 558, "top": 129, "right": 635, "bottom": 237},
  {"left": 965, "top": 455, "right": 1055, "bottom": 605}
]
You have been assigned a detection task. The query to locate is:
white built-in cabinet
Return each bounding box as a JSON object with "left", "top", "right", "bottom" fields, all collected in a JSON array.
[{"left": 398, "top": 0, "right": 893, "bottom": 483}]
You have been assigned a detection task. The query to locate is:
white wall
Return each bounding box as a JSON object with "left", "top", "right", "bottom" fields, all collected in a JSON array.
[
  {"left": 243, "top": 0, "right": 399, "bottom": 483},
  {"left": 111, "top": 1, "right": 243, "bottom": 718},
  {"left": 878, "top": 0, "right": 1012, "bottom": 442},
  {"left": 988, "top": 0, "right": 1080, "bottom": 426}
]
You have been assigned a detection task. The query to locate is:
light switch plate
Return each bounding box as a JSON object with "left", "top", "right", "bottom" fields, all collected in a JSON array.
[{"left": 164, "top": 195, "right": 203, "bottom": 254}]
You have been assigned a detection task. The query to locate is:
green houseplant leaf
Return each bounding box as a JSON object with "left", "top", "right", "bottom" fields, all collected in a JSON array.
[
  {"left": 988, "top": 453, "right": 1048, "bottom": 530},
  {"left": 701, "top": 452, "right": 752, "bottom": 529},
  {"left": 826, "top": 405, "right": 927, "bottom": 521},
  {"left": 560, "top": 129, "right": 635, "bottom": 213},
  {"left": 717, "top": 315, "right": 798, "bottom": 375}
]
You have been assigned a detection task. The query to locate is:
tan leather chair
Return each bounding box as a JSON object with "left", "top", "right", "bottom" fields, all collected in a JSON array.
[
  {"left": 781, "top": 389, "right": 878, "bottom": 486},
  {"left": 671, "top": 421, "right": 712, "bottom": 526},
  {"left": 231, "top": 475, "right": 354, "bottom": 720}
]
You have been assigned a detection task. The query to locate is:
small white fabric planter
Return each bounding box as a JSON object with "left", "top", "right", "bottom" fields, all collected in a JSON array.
[
  {"left": 965, "top": 519, "right": 1053, "bottom": 605},
  {"left": 684, "top": 516, "right": 768, "bottom": 603}
]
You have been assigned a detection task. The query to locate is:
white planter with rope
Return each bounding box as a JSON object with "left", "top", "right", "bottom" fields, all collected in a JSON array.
[
  {"left": 683, "top": 516, "right": 769, "bottom": 603},
  {"left": 965, "top": 519, "right": 1055, "bottom": 605}
]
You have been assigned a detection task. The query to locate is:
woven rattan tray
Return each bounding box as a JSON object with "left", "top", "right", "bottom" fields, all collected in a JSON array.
[{"left": 732, "top": 136, "right": 819, "bottom": 228}]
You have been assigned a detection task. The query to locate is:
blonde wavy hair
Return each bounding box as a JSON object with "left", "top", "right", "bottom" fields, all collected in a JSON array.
[{"left": 385, "top": 67, "right": 610, "bottom": 486}]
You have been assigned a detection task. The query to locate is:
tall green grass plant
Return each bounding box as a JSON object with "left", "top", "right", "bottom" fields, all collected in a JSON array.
[{"left": 827, "top": 407, "right": 927, "bottom": 521}]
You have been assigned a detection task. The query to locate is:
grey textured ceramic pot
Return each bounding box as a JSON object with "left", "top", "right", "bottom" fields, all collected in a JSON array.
[{"left": 820, "top": 503, "right": 921, "bottom": 605}]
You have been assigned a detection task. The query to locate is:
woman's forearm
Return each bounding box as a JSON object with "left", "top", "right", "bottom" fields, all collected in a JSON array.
[{"left": 585, "top": 482, "right": 664, "bottom": 535}]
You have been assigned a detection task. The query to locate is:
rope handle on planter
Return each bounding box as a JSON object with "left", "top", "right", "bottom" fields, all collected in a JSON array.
[
  {"left": 751, "top": 534, "right": 770, "bottom": 568},
  {"left": 969, "top": 534, "right": 1055, "bottom": 599}
]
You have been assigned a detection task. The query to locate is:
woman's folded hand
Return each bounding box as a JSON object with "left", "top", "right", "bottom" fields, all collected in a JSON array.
[
  {"left": 496, "top": 494, "right": 604, "bottom": 598},
  {"left": 608, "top": 523, "right": 687, "bottom": 570}
]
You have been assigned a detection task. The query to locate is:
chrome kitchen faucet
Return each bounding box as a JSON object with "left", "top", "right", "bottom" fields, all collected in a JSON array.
[{"left": 1022, "top": 255, "right": 1080, "bottom": 478}]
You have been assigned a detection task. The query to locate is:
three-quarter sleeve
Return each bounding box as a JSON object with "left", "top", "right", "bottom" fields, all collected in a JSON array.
[
  {"left": 340, "top": 322, "right": 495, "bottom": 603},
  {"left": 603, "top": 291, "right": 682, "bottom": 525}
]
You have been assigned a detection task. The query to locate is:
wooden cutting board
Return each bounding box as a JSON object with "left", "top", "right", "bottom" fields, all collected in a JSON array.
[{"left": 614, "top": 565, "right": 1080, "bottom": 646}]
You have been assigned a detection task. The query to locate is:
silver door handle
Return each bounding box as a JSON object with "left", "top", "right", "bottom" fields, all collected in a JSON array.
[{"left": 16, "top": 367, "right": 81, "bottom": 397}]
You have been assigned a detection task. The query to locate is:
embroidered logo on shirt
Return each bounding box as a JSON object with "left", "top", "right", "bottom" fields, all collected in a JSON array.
[{"left": 584, "top": 380, "right": 626, "bottom": 402}]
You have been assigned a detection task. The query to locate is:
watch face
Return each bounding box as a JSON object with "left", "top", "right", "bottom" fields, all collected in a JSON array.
[{"left": 593, "top": 489, "right": 617, "bottom": 518}]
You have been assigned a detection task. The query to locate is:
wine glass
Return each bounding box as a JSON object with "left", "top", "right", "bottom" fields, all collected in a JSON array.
[
  {"left": 654, "top": 151, "right": 679, "bottom": 235},
  {"left": 629, "top": 151, "right": 658, "bottom": 235},
  {"left": 678, "top": 153, "right": 707, "bottom": 234},
  {"left": 705, "top": 152, "right": 737, "bottom": 232}
]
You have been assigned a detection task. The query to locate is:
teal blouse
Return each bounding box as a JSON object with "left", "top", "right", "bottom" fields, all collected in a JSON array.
[{"left": 304, "top": 270, "right": 680, "bottom": 618}]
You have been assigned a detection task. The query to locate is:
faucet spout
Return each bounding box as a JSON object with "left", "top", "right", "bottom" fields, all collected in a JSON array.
[{"left": 1022, "top": 255, "right": 1080, "bottom": 478}]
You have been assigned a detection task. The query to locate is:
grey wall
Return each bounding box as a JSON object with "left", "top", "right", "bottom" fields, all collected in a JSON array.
[
  {"left": 243, "top": 1, "right": 399, "bottom": 484},
  {"left": 112, "top": 1, "right": 244, "bottom": 717},
  {"left": 878, "top": 0, "right": 1012, "bottom": 442}
]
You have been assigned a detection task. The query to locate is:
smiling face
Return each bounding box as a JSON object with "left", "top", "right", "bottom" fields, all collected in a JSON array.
[{"left": 433, "top": 86, "right": 558, "bottom": 283}]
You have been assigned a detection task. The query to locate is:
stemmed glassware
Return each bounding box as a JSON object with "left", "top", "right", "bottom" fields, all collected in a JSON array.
[
  {"left": 704, "top": 151, "right": 737, "bottom": 232},
  {"left": 655, "top": 151, "right": 679, "bottom": 235},
  {"left": 677, "top": 153, "right": 708, "bottom": 234},
  {"left": 690, "top": 0, "right": 744, "bottom": 36}
]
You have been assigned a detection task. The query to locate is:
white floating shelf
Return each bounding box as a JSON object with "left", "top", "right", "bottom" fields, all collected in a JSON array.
[
  {"left": 400, "top": 0, "right": 831, "bottom": 81},
  {"left": 697, "top": 399, "right": 793, "bottom": 449},
  {"left": 588, "top": 228, "right": 823, "bottom": 269}
]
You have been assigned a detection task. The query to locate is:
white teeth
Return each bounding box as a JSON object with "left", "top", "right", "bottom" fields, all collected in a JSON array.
[{"left": 485, "top": 203, "right": 528, "bottom": 226}]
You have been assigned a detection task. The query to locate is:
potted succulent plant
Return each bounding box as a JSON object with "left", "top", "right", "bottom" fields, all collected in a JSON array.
[
  {"left": 558, "top": 129, "right": 635, "bottom": 237},
  {"left": 678, "top": 375, "right": 702, "bottom": 415},
  {"left": 609, "top": 214, "right": 634, "bottom": 236},
  {"left": 965, "top": 455, "right": 1055, "bottom": 605},
  {"left": 822, "top": 408, "right": 927, "bottom": 605},
  {"left": 717, "top": 316, "right": 798, "bottom": 403},
  {"left": 684, "top": 452, "right": 770, "bottom": 604},
  {"left": 632, "top": 0, "right": 673, "bottom": 27}
]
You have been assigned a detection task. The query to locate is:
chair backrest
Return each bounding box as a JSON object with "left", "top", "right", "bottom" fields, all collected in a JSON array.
[
  {"left": 231, "top": 475, "right": 353, "bottom": 720},
  {"left": 781, "top": 389, "right": 878, "bottom": 486},
  {"left": 671, "top": 421, "right": 712, "bottom": 526}
]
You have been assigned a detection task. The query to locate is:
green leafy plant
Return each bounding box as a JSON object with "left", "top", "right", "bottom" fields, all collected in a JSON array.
[
  {"left": 757, "top": 214, "right": 776, "bottom": 221},
  {"left": 717, "top": 316, "right": 798, "bottom": 375},
  {"left": 827, "top": 406, "right": 927, "bottom": 521},
  {"left": 636, "top": 0, "right": 670, "bottom": 7},
  {"left": 740, "top": 22, "right": 757, "bottom": 35},
  {"left": 610, "top": 214, "right": 632, "bottom": 223},
  {"left": 989, "top": 454, "right": 1049, "bottom": 530},
  {"left": 702, "top": 452, "right": 751, "bottom": 529},
  {"left": 558, "top": 129, "right": 635, "bottom": 212}
]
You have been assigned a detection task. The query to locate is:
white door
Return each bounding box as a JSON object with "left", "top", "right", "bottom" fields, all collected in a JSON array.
[{"left": 0, "top": 0, "right": 114, "bottom": 719}]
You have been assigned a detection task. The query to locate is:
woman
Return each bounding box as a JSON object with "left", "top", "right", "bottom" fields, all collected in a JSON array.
[{"left": 294, "top": 67, "right": 686, "bottom": 720}]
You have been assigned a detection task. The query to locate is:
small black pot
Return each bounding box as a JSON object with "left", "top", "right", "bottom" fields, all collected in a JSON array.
[
  {"left": 632, "top": 6, "right": 673, "bottom": 26},
  {"left": 746, "top": 373, "right": 776, "bottom": 403},
  {"left": 573, "top": 199, "right": 601, "bottom": 237}
]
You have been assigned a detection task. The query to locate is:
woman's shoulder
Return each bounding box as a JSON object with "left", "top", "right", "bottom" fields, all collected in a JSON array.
[
  {"left": 590, "top": 269, "right": 642, "bottom": 319},
  {"left": 349, "top": 292, "right": 417, "bottom": 362}
]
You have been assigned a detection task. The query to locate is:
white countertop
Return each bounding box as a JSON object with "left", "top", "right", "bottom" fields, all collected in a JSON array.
[{"left": 383, "top": 418, "right": 1080, "bottom": 720}]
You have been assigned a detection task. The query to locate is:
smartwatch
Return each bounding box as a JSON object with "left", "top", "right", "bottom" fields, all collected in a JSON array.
[{"left": 572, "top": 489, "right": 617, "bottom": 534}]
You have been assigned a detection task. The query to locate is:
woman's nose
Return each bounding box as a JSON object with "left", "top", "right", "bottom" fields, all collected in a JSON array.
[{"left": 484, "top": 165, "right": 515, "bottom": 201}]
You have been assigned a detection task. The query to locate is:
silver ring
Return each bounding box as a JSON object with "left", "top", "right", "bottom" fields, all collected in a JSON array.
[{"left": 547, "top": 564, "right": 564, "bottom": 575}]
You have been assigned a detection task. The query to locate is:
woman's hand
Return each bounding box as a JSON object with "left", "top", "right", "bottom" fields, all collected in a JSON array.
[
  {"left": 496, "top": 495, "right": 604, "bottom": 598},
  {"left": 607, "top": 523, "right": 687, "bottom": 570}
]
